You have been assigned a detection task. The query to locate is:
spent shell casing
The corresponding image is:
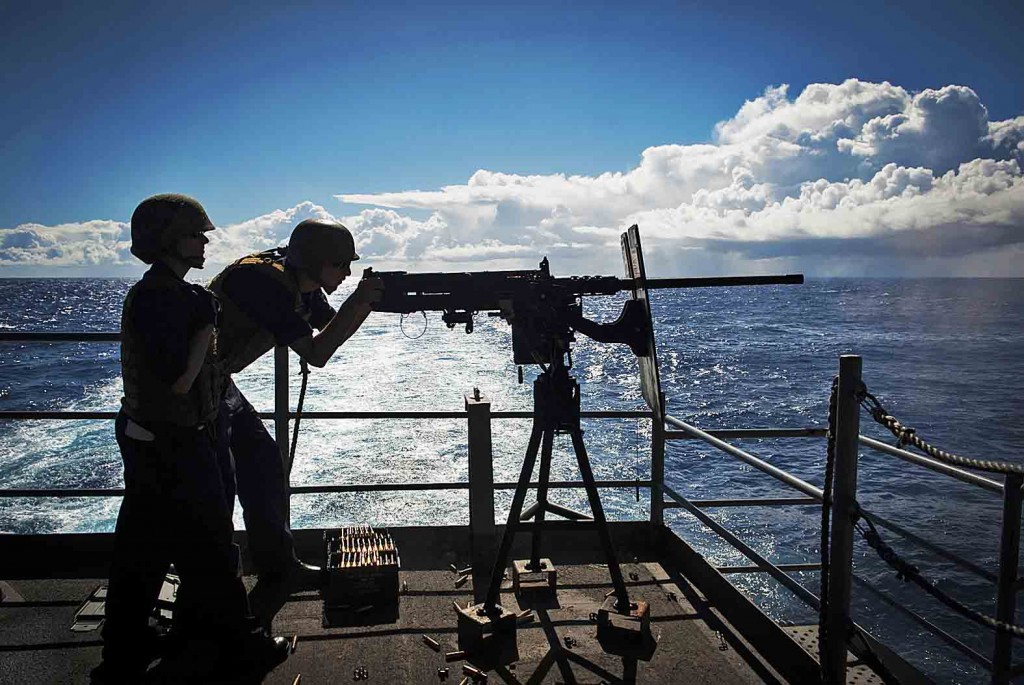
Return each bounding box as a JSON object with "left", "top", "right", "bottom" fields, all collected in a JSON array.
[
  {"left": 445, "top": 650, "right": 467, "bottom": 662},
  {"left": 462, "top": 664, "right": 482, "bottom": 678},
  {"left": 449, "top": 563, "right": 458, "bottom": 573},
  {"left": 422, "top": 635, "right": 441, "bottom": 651},
  {"left": 290, "top": 634, "right": 298, "bottom": 653},
  {"left": 454, "top": 574, "right": 469, "bottom": 588}
]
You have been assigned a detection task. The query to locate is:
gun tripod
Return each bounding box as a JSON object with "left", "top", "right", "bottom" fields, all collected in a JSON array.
[{"left": 482, "top": 355, "right": 632, "bottom": 614}]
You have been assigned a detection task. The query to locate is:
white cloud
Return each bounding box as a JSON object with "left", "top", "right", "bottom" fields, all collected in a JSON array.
[
  {"left": 0, "top": 220, "right": 132, "bottom": 267},
  {"left": 335, "top": 79, "right": 1024, "bottom": 275},
  {"left": 206, "top": 201, "right": 335, "bottom": 265},
  {"left": 3, "top": 79, "right": 1022, "bottom": 276}
]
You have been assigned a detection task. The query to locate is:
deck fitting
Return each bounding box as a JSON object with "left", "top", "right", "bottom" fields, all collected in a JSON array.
[
  {"left": 455, "top": 602, "right": 519, "bottom": 666},
  {"left": 596, "top": 595, "right": 655, "bottom": 659},
  {"left": 511, "top": 558, "right": 557, "bottom": 594}
]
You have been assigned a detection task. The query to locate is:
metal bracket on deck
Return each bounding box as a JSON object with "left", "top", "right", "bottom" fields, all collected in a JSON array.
[
  {"left": 511, "top": 558, "right": 557, "bottom": 594},
  {"left": 456, "top": 602, "right": 519, "bottom": 665},
  {"left": 596, "top": 595, "right": 655, "bottom": 659}
]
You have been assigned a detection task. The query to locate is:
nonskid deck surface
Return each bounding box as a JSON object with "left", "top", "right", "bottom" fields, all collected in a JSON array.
[{"left": 0, "top": 538, "right": 778, "bottom": 684}]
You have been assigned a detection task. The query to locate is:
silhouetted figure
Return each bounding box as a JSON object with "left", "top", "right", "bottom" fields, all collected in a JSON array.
[
  {"left": 209, "top": 219, "right": 381, "bottom": 626},
  {"left": 93, "top": 194, "right": 289, "bottom": 683}
]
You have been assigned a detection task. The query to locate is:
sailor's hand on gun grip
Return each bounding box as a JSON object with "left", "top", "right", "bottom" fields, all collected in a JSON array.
[{"left": 355, "top": 277, "right": 384, "bottom": 307}]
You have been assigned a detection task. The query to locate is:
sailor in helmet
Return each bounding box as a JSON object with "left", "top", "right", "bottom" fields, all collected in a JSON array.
[
  {"left": 96, "top": 194, "right": 290, "bottom": 683},
  {"left": 208, "top": 218, "right": 383, "bottom": 624}
]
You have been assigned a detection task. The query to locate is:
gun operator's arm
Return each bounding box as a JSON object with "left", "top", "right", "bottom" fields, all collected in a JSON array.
[{"left": 289, "top": 277, "right": 383, "bottom": 367}]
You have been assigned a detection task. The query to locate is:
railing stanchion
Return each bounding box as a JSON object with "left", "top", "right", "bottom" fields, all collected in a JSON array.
[
  {"left": 824, "top": 354, "right": 862, "bottom": 684},
  {"left": 651, "top": 416, "right": 666, "bottom": 526},
  {"left": 466, "top": 388, "right": 495, "bottom": 604},
  {"left": 274, "top": 346, "right": 291, "bottom": 521},
  {"left": 992, "top": 474, "right": 1022, "bottom": 684}
]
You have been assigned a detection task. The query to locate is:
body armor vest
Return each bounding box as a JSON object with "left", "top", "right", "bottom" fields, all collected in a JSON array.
[
  {"left": 209, "top": 249, "right": 310, "bottom": 375},
  {"left": 120, "top": 268, "right": 220, "bottom": 427}
]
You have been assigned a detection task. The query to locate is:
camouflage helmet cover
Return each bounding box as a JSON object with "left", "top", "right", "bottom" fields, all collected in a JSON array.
[
  {"left": 285, "top": 219, "right": 360, "bottom": 273},
  {"left": 130, "top": 194, "right": 215, "bottom": 264}
]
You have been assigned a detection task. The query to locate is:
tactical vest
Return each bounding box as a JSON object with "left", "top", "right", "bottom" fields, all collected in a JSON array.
[
  {"left": 120, "top": 267, "right": 220, "bottom": 427},
  {"left": 209, "top": 249, "right": 310, "bottom": 375}
]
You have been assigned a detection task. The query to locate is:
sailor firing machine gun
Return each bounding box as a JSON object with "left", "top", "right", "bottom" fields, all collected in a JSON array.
[{"left": 362, "top": 225, "right": 802, "bottom": 663}]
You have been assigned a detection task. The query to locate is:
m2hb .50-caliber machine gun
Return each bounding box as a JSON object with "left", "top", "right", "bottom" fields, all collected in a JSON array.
[{"left": 363, "top": 225, "right": 802, "bottom": 664}]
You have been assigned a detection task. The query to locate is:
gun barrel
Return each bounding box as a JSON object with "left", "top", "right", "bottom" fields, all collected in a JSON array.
[{"left": 635, "top": 274, "right": 803, "bottom": 289}]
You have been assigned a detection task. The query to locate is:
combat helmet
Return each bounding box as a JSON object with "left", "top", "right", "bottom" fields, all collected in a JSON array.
[
  {"left": 285, "top": 219, "right": 360, "bottom": 274},
  {"left": 130, "top": 194, "right": 215, "bottom": 264}
]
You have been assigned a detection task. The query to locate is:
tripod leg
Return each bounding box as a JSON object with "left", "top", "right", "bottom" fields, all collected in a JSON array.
[
  {"left": 569, "top": 428, "right": 631, "bottom": 610},
  {"left": 485, "top": 423, "right": 544, "bottom": 611},
  {"left": 530, "top": 429, "right": 555, "bottom": 569}
]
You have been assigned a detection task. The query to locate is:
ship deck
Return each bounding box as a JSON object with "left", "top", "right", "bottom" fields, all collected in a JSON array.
[{"left": 0, "top": 523, "right": 913, "bottom": 684}]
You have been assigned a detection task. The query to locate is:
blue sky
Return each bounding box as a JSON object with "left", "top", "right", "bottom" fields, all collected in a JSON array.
[{"left": 2, "top": 0, "right": 1022, "bottom": 276}]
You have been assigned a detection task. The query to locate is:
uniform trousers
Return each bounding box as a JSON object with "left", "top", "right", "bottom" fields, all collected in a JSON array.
[
  {"left": 221, "top": 379, "right": 295, "bottom": 576},
  {"left": 102, "top": 411, "right": 248, "bottom": 663}
]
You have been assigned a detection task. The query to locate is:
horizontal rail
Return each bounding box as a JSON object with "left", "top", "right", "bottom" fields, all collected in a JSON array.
[
  {"left": 664, "top": 497, "right": 820, "bottom": 509},
  {"left": 0, "top": 412, "right": 117, "bottom": 420},
  {"left": 663, "top": 484, "right": 821, "bottom": 610},
  {"left": 0, "top": 479, "right": 650, "bottom": 499},
  {"left": 718, "top": 563, "right": 821, "bottom": 574},
  {"left": 851, "top": 573, "right": 992, "bottom": 669},
  {"left": 0, "top": 410, "right": 652, "bottom": 421},
  {"left": 860, "top": 435, "right": 1003, "bottom": 494},
  {"left": 664, "top": 415, "right": 824, "bottom": 502},
  {"left": 665, "top": 427, "right": 827, "bottom": 440},
  {"left": 283, "top": 410, "right": 651, "bottom": 420},
  {"left": 0, "top": 332, "right": 120, "bottom": 342}
]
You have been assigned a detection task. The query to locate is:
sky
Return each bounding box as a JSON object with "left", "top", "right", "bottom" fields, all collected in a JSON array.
[{"left": 1, "top": 0, "right": 1022, "bottom": 277}]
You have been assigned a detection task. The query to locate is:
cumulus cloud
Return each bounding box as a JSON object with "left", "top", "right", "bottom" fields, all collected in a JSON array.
[
  {"left": 335, "top": 79, "right": 1024, "bottom": 275},
  {"left": 0, "top": 220, "right": 132, "bottom": 267},
  {"left": 0, "top": 202, "right": 338, "bottom": 276},
  {"left": 2, "top": 79, "right": 1022, "bottom": 276}
]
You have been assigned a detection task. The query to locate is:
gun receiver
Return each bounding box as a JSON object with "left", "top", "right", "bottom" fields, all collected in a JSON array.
[{"left": 364, "top": 258, "right": 802, "bottom": 366}]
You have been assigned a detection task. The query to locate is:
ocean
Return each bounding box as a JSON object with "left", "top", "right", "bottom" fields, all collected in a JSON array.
[{"left": 1, "top": 276, "right": 1022, "bottom": 683}]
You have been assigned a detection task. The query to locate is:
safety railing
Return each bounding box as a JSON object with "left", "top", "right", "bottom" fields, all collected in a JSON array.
[
  {"left": 661, "top": 355, "right": 1021, "bottom": 685},
  {"left": 3, "top": 334, "right": 1016, "bottom": 682},
  {"left": 0, "top": 333, "right": 652, "bottom": 504}
]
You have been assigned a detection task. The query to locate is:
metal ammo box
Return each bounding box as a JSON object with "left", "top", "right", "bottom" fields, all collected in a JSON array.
[{"left": 322, "top": 526, "right": 400, "bottom": 609}]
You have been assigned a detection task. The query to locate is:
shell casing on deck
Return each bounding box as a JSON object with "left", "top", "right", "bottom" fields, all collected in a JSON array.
[{"left": 323, "top": 526, "right": 401, "bottom": 608}]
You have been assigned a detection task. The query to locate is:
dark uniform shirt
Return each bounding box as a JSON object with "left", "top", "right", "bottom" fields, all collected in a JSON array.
[
  {"left": 217, "top": 267, "right": 336, "bottom": 345},
  {"left": 125, "top": 262, "right": 216, "bottom": 386}
]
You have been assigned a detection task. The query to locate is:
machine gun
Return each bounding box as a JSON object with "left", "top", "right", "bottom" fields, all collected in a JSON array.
[
  {"left": 365, "top": 256, "right": 802, "bottom": 366},
  {"left": 363, "top": 226, "right": 802, "bottom": 661}
]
